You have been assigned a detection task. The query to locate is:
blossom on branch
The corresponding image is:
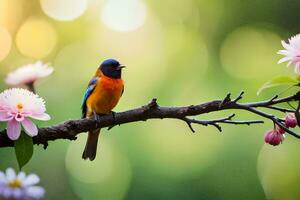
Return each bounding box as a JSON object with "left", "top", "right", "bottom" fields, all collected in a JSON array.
[
  {"left": 264, "top": 125, "right": 285, "bottom": 146},
  {"left": 5, "top": 61, "right": 53, "bottom": 86},
  {"left": 285, "top": 113, "right": 298, "bottom": 128},
  {"left": 0, "top": 88, "right": 50, "bottom": 140},
  {"left": 278, "top": 34, "right": 300, "bottom": 73},
  {"left": 0, "top": 168, "right": 45, "bottom": 200}
]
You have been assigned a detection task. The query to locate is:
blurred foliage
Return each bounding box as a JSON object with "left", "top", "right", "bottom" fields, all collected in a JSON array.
[{"left": 1, "top": 0, "right": 300, "bottom": 199}]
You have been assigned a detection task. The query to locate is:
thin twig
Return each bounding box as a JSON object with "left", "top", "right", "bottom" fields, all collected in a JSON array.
[
  {"left": 233, "top": 91, "right": 244, "bottom": 103},
  {"left": 181, "top": 114, "right": 263, "bottom": 133},
  {"left": 265, "top": 106, "right": 295, "bottom": 113}
]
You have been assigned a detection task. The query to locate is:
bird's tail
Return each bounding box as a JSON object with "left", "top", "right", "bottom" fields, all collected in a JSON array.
[{"left": 82, "top": 128, "right": 100, "bottom": 161}]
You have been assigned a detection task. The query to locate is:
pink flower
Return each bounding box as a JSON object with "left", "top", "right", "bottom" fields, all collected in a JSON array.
[
  {"left": 5, "top": 61, "right": 53, "bottom": 86},
  {"left": 264, "top": 127, "right": 285, "bottom": 146},
  {"left": 276, "top": 125, "right": 285, "bottom": 134},
  {"left": 278, "top": 34, "right": 300, "bottom": 73},
  {"left": 0, "top": 88, "right": 50, "bottom": 140},
  {"left": 285, "top": 113, "right": 298, "bottom": 128},
  {"left": 0, "top": 168, "right": 45, "bottom": 199}
]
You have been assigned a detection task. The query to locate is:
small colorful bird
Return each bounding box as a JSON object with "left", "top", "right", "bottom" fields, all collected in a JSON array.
[{"left": 81, "top": 59, "right": 125, "bottom": 160}]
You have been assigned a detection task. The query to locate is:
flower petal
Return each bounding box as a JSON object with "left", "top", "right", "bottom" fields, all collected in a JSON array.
[
  {"left": 17, "top": 172, "right": 26, "bottom": 181},
  {"left": 295, "top": 63, "right": 300, "bottom": 74},
  {"left": 278, "top": 50, "right": 290, "bottom": 55},
  {"left": 278, "top": 56, "right": 291, "bottom": 64},
  {"left": 7, "top": 120, "right": 21, "bottom": 140},
  {"left": 21, "top": 118, "right": 38, "bottom": 137},
  {"left": 5, "top": 168, "right": 16, "bottom": 181},
  {"left": 39, "top": 66, "right": 53, "bottom": 77},
  {"left": 0, "top": 112, "right": 13, "bottom": 121},
  {"left": 12, "top": 188, "right": 22, "bottom": 199},
  {"left": 5, "top": 61, "right": 53, "bottom": 85},
  {"left": 26, "top": 186, "right": 45, "bottom": 199},
  {"left": 281, "top": 40, "right": 292, "bottom": 50},
  {"left": 2, "top": 187, "right": 13, "bottom": 198},
  {"left": 0, "top": 172, "right": 7, "bottom": 184},
  {"left": 30, "top": 113, "right": 51, "bottom": 121},
  {"left": 0, "top": 185, "right": 4, "bottom": 193},
  {"left": 23, "top": 174, "right": 40, "bottom": 186}
]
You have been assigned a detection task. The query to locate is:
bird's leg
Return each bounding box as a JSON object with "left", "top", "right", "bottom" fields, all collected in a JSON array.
[
  {"left": 93, "top": 111, "right": 98, "bottom": 121},
  {"left": 93, "top": 111, "right": 102, "bottom": 121}
]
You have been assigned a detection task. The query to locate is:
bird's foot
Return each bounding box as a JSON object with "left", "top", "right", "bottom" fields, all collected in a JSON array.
[
  {"left": 107, "top": 111, "right": 117, "bottom": 131},
  {"left": 111, "top": 111, "right": 116, "bottom": 122},
  {"left": 93, "top": 111, "right": 102, "bottom": 121}
]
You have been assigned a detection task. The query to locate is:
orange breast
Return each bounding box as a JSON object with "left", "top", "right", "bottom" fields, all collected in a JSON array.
[{"left": 86, "top": 76, "right": 124, "bottom": 114}]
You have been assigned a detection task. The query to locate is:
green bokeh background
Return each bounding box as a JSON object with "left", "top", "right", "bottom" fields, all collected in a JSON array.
[{"left": 1, "top": 0, "right": 300, "bottom": 199}]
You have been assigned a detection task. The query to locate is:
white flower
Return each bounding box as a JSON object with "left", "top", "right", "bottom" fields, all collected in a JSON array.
[
  {"left": 0, "top": 88, "right": 50, "bottom": 140},
  {"left": 5, "top": 61, "right": 53, "bottom": 85},
  {"left": 278, "top": 34, "right": 300, "bottom": 73},
  {"left": 0, "top": 168, "right": 45, "bottom": 199}
]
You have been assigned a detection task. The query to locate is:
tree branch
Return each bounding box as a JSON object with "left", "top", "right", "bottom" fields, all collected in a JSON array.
[{"left": 1, "top": 91, "right": 300, "bottom": 148}]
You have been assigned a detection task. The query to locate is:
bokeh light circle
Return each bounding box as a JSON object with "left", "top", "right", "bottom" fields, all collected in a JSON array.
[
  {"left": 101, "top": 0, "right": 147, "bottom": 32},
  {"left": 0, "top": 26, "right": 12, "bottom": 61},
  {"left": 65, "top": 136, "right": 132, "bottom": 200},
  {"left": 257, "top": 141, "right": 300, "bottom": 200},
  {"left": 16, "top": 18, "right": 57, "bottom": 58},
  {"left": 40, "top": 0, "right": 87, "bottom": 21},
  {"left": 220, "top": 26, "right": 283, "bottom": 80},
  {"left": 0, "top": 0, "right": 24, "bottom": 33}
]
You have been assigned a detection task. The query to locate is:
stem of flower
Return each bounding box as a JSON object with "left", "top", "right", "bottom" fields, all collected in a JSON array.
[{"left": 26, "top": 82, "right": 36, "bottom": 94}]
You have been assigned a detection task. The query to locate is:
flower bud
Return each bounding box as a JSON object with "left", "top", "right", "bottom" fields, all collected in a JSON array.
[
  {"left": 285, "top": 113, "right": 298, "bottom": 128},
  {"left": 275, "top": 124, "right": 285, "bottom": 134},
  {"left": 264, "top": 129, "right": 285, "bottom": 146}
]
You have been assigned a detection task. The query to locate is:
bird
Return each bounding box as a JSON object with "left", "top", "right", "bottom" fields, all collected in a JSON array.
[{"left": 81, "top": 59, "right": 125, "bottom": 161}]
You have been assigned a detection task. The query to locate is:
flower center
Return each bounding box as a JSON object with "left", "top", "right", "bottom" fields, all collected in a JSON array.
[
  {"left": 16, "top": 113, "right": 22, "bottom": 119},
  {"left": 16, "top": 103, "right": 23, "bottom": 110},
  {"left": 8, "top": 179, "right": 22, "bottom": 188}
]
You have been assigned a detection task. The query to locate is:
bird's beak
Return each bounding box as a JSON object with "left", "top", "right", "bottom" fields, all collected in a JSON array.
[{"left": 117, "top": 65, "right": 126, "bottom": 70}]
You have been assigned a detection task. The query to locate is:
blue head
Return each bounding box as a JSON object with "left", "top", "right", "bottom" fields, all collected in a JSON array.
[{"left": 99, "top": 59, "right": 125, "bottom": 79}]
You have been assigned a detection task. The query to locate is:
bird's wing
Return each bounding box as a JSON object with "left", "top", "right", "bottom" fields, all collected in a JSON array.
[{"left": 81, "top": 77, "right": 99, "bottom": 118}]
